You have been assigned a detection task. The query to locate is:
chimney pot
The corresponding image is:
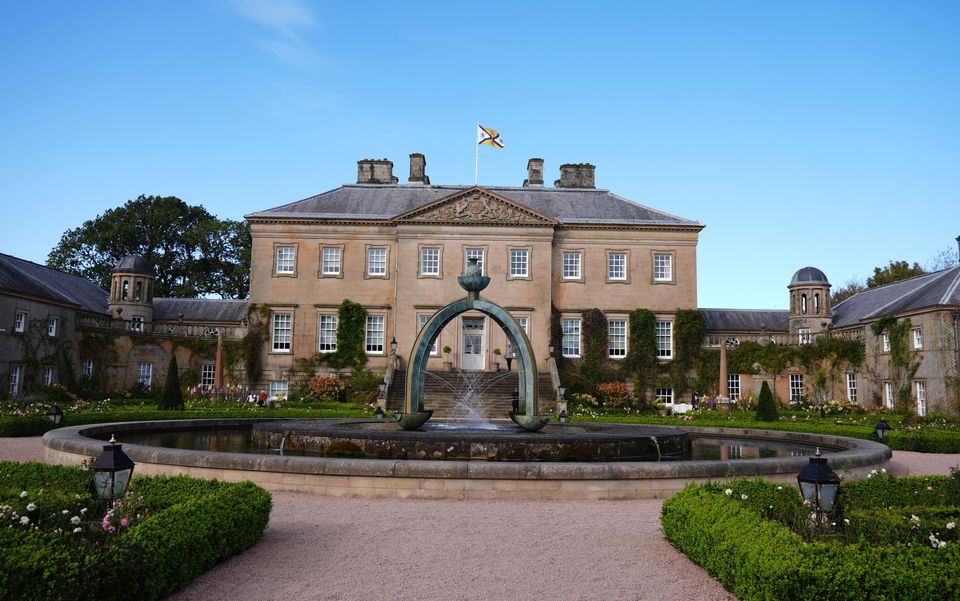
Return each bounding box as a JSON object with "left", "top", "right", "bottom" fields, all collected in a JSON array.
[
  {"left": 408, "top": 153, "right": 429, "bottom": 184},
  {"left": 356, "top": 159, "right": 398, "bottom": 184},
  {"left": 555, "top": 163, "right": 596, "bottom": 189},
  {"left": 523, "top": 158, "right": 544, "bottom": 187}
]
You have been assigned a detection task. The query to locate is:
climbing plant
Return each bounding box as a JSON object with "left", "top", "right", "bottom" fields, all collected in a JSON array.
[
  {"left": 667, "top": 309, "right": 705, "bottom": 397},
  {"left": 623, "top": 309, "right": 658, "bottom": 403},
  {"left": 871, "top": 315, "right": 922, "bottom": 415},
  {"left": 321, "top": 299, "right": 368, "bottom": 371}
]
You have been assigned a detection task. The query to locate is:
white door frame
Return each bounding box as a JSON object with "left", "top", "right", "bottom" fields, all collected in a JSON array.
[{"left": 460, "top": 317, "right": 485, "bottom": 370}]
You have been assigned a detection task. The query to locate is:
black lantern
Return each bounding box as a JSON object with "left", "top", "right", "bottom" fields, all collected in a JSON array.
[
  {"left": 796, "top": 447, "right": 840, "bottom": 530},
  {"left": 46, "top": 405, "right": 64, "bottom": 426},
  {"left": 557, "top": 385, "right": 566, "bottom": 402},
  {"left": 875, "top": 420, "right": 891, "bottom": 440},
  {"left": 559, "top": 409, "right": 568, "bottom": 423},
  {"left": 91, "top": 435, "right": 135, "bottom": 501},
  {"left": 548, "top": 344, "right": 555, "bottom": 356},
  {"left": 373, "top": 406, "right": 385, "bottom": 419},
  {"left": 390, "top": 337, "right": 398, "bottom": 355},
  {"left": 378, "top": 379, "right": 387, "bottom": 399}
]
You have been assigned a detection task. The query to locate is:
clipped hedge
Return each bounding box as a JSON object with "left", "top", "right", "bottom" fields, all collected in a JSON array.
[
  {"left": 0, "top": 463, "right": 271, "bottom": 601},
  {"left": 662, "top": 480, "right": 960, "bottom": 600}
]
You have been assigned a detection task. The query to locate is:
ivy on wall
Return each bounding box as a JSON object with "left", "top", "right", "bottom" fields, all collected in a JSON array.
[
  {"left": 579, "top": 308, "right": 609, "bottom": 391},
  {"left": 320, "top": 299, "right": 368, "bottom": 371},
  {"left": 871, "top": 315, "right": 922, "bottom": 414},
  {"left": 624, "top": 309, "right": 657, "bottom": 402}
]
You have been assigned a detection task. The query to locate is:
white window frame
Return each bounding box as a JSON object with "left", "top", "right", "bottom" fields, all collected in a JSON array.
[
  {"left": 789, "top": 374, "right": 804, "bottom": 402},
  {"left": 465, "top": 248, "right": 485, "bottom": 275},
  {"left": 272, "top": 312, "right": 293, "bottom": 353},
  {"left": 137, "top": 362, "right": 153, "bottom": 387},
  {"left": 201, "top": 364, "right": 216, "bottom": 387},
  {"left": 9, "top": 365, "right": 21, "bottom": 396},
  {"left": 798, "top": 328, "right": 811, "bottom": 345},
  {"left": 884, "top": 381, "right": 894, "bottom": 409},
  {"left": 915, "top": 380, "right": 926, "bottom": 416},
  {"left": 130, "top": 316, "right": 144, "bottom": 332},
  {"left": 509, "top": 248, "right": 529, "bottom": 278},
  {"left": 562, "top": 251, "right": 582, "bottom": 280},
  {"left": 366, "top": 247, "right": 388, "bottom": 277},
  {"left": 365, "top": 315, "right": 385, "bottom": 355},
  {"left": 727, "top": 374, "right": 741, "bottom": 401},
  {"left": 655, "top": 388, "right": 673, "bottom": 404},
  {"left": 882, "top": 333, "right": 890, "bottom": 353},
  {"left": 42, "top": 366, "right": 53, "bottom": 386},
  {"left": 269, "top": 380, "right": 288, "bottom": 400},
  {"left": 47, "top": 317, "right": 59, "bottom": 337},
  {"left": 418, "top": 314, "right": 439, "bottom": 356},
  {"left": 275, "top": 245, "right": 296, "bottom": 275},
  {"left": 419, "top": 246, "right": 441, "bottom": 277},
  {"left": 321, "top": 247, "right": 342, "bottom": 276},
  {"left": 607, "top": 251, "right": 627, "bottom": 281},
  {"left": 653, "top": 253, "right": 673, "bottom": 282},
  {"left": 513, "top": 315, "right": 529, "bottom": 335},
  {"left": 608, "top": 319, "right": 627, "bottom": 358},
  {"left": 846, "top": 373, "right": 857, "bottom": 402},
  {"left": 656, "top": 320, "right": 673, "bottom": 359},
  {"left": 82, "top": 360, "right": 94, "bottom": 377},
  {"left": 561, "top": 318, "right": 581, "bottom": 358},
  {"left": 14, "top": 311, "right": 26, "bottom": 333},
  {"left": 317, "top": 314, "right": 338, "bottom": 353},
  {"left": 913, "top": 327, "right": 923, "bottom": 350}
]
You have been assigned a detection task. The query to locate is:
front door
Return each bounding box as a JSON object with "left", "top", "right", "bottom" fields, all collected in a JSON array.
[{"left": 460, "top": 318, "right": 485, "bottom": 370}]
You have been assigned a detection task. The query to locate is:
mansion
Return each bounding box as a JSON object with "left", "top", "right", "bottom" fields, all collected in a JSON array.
[{"left": 2, "top": 154, "right": 959, "bottom": 415}]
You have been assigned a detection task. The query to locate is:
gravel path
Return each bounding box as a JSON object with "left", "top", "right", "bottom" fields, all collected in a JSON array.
[{"left": 4, "top": 437, "right": 959, "bottom": 601}]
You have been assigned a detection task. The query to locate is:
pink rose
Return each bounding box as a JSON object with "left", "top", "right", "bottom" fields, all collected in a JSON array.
[{"left": 120, "top": 517, "right": 129, "bottom": 527}]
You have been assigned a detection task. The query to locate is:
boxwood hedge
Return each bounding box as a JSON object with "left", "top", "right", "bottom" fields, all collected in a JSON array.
[
  {"left": 0, "top": 462, "right": 271, "bottom": 601},
  {"left": 662, "top": 478, "right": 960, "bottom": 600}
]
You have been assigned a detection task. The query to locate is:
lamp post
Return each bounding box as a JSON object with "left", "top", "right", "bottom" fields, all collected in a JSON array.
[
  {"left": 378, "top": 379, "right": 387, "bottom": 399},
  {"left": 373, "top": 406, "right": 385, "bottom": 419},
  {"left": 797, "top": 447, "right": 840, "bottom": 532},
  {"left": 875, "top": 419, "right": 891, "bottom": 440},
  {"left": 390, "top": 337, "right": 398, "bottom": 356},
  {"left": 557, "top": 385, "right": 566, "bottom": 403},
  {"left": 559, "top": 409, "right": 568, "bottom": 423},
  {"left": 548, "top": 344, "right": 555, "bottom": 357},
  {"left": 91, "top": 435, "right": 135, "bottom": 501},
  {"left": 46, "top": 405, "right": 64, "bottom": 426}
]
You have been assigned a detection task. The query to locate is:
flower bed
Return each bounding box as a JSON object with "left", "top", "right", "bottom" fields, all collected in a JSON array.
[
  {"left": 0, "top": 461, "right": 271, "bottom": 601},
  {"left": 661, "top": 473, "right": 960, "bottom": 600}
]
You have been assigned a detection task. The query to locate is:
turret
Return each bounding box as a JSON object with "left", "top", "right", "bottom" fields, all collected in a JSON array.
[
  {"left": 108, "top": 254, "right": 155, "bottom": 330},
  {"left": 788, "top": 266, "right": 831, "bottom": 344}
]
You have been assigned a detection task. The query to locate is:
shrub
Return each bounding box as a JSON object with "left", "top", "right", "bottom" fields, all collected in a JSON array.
[
  {"left": 595, "top": 382, "right": 632, "bottom": 408},
  {"left": 306, "top": 376, "right": 346, "bottom": 403},
  {"left": 756, "top": 380, "right": 778, "bottom": 422},
  {"left": 345, "top": 368, "right": 380, "bottom": 404},
  {"left": 158, "top": 356, "right": 184, "bottom": 410}
]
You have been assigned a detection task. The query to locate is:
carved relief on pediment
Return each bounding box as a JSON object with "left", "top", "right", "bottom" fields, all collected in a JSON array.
[{"left": 405, "top": 191, "right": 548, "bottom": 224}]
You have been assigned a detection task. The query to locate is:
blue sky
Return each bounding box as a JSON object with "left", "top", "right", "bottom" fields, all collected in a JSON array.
[{"left": 1, "top": 1, "right": 957, "bottom": 309}]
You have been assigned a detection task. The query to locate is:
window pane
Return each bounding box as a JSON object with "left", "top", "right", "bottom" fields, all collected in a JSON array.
[
  {"left": 269, "top": 381, "right": 288, "bottom": 399},
  {"left": 272, "top": 313, "right": 292, "bottom": 351},
  {"left": 510, "top": 249, "right": 528, "bottom": 277},
  {"left": 418, "top": 314, "right": 439, "bottom": 355},
  {"left": 656, "top": 321, "right": 672, "bottom": 358},
  {"left": 789, "top": 374, "right": 804, "bottom": 401},
  {"left": 562, "top": 251, "right": 581, "bottom": 279},
  {"left": 466, "top": 248, "right": 485, "bottom": 275},
  {"left": 201, "top": 365, "right": 215, "bottom": 387},
  {"left": 367, "top": 248, "right": 387, "bottom": 275},
  {"left": 365, "top": 315, "right": 385, "bottom": 353},
  {"left": 137, "top": 362, "right": 152, "bottom": 387},
  {"left": 420, "top": 247, "right": 440, "bottom": 275},
  {"left": 846, "top": 373, "right": 857, "bottom": 402},
  {"left": 276, "top": 246, "right": 295, "bottom": 273},
  {"left": 322, "top": 248, "right": 341, "bottom": 275},
  {"left": 516, "top": 316, "right": 529, "bottom": 334},
  {"left": 318, "top": 314, "right": 338, "bottom": 352},
  {"left": 655, "top": 388, "right": 673, "bottom": 404},
  {"left": 608, "top": 319, "right": 626, "bottom": 358},
  {"left": 562, "top": 319, "right": 580, "bottom": 357},
  {"left": 653, "top": 253, "right": 672, "bottom": 281},
  {"left": 608, "top": 252, "right": 626, "bottom": 280},
  {"left": 727, "top": 374, "right": 740, "bottom": 400}
]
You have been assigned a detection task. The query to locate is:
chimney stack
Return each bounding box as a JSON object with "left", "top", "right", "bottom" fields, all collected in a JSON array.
[
  {"left": 356, "top": 159, "right": 398, "bottom": 184},
  {"left": 523, "top": 158, "right": 544, "bottom": 187},
  {"left": 555, "top": 163, "right": 596, "bottom": 189},
  {"left": 408, "top": 153, "right": 429, "bottom": 184}
]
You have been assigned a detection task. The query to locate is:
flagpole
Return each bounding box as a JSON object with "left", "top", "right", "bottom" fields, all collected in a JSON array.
[{"left": 474, "top": 122, "right": 479, "bottom": 185}]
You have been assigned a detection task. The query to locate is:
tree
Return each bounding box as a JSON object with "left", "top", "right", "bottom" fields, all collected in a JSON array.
[
  {"left": 159, "top": 356, "right": 184, "bottom": 410},
  {"left": 831, "top": 278, "right": 866, "bottom": 305},
  {"left": 866, "top": 260, "right": 925, "bottom": 289},
  {"left": 47, "top": 195, "right": 250, "bottom": 298},
  {"left": 755, "top": 380, "right": 778, "bottom": 422}
]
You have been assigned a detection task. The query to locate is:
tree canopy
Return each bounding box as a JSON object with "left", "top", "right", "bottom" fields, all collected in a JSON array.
[
  {"left": 47, "top": 195, "right": 250, "bottom": 298},
  {"left": 866, "top": 260, "right": 925, "bottom": 289}
]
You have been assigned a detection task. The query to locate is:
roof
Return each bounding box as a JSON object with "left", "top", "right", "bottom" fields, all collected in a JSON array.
[
  {"left": 790, "top": 266, "right": 830, "bottom": 286},
  {"left": 0, "top": 253, "right": 110, "bottom": 314},
  {"left": 832, "top": 265, "right": 960, "bottom": 328},
  {"left": 700, "top": 308, "right": 789, "bottom": 332},
  {"left": 245, "top": 184, "right": 703, "bottom": 228},
  {"left": 112, "top": 254, "right": 155, "bottom": 276},
  {"left": 153, "top": 298, "right": 249, "bottom": 323}
]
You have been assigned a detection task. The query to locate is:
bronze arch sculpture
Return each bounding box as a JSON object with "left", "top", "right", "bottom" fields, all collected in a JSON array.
[{"left": 396, "top": 259, "right": 549, "bottom": 432}]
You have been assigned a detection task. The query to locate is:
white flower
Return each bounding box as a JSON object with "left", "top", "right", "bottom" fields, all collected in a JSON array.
[
  {"left": 80, "top": 508, "right": 87, "bottom": 514},
  {"left": 776, "top": 486, "right": 783, "bottom": 491},
  {"left": 911, "top": 515, "right": 920, "bottom": 523},
  {"left": 61, "top": 509, "right": 69, "bottom": 515},
  {"left": 19, "top": 491, "right": 27, "bottom": 499},
  {"left": 741, "top": 494, "right": 749, "bottom": 500},
  {"left": 867, "top": 473, "right": 873, "bottom": 478},
  {"left": 939, "top": 541, "right": 947, "bottom": 549},
  {"left": 870, "top": 469, "right": 877, "bottom": 475},
  {"left": 844, "top": 519, "right": 850, "bottom": 525},
  {"left": 73, "top": 527, "right": 82, "bottom": 534},
  {"left": 26, "top": 503, "right": 36, "bottom": 512},
  {"left": 724, "top": 488, "right": 733, "bottom": 496},
  {"left": 70, "top": 516, "right": 81, "bottom": 525},
  {"left": 881, "top": 468, "right": 887, "bottom": 474},
  {"left": 19, "top": 516, "right": 29, "bottom": 525},
  {"left": 948, "top": 522, "right": 956, "bottom": 530}
]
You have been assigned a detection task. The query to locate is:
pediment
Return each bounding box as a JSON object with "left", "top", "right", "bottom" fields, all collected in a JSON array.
[{"left": 394, "top": 187, "right": 556, "bottom": 226}]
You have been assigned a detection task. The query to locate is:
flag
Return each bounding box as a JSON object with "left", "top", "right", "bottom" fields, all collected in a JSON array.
[{"left": 477, "top": 125, "right": 504, "bottom": 148}]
